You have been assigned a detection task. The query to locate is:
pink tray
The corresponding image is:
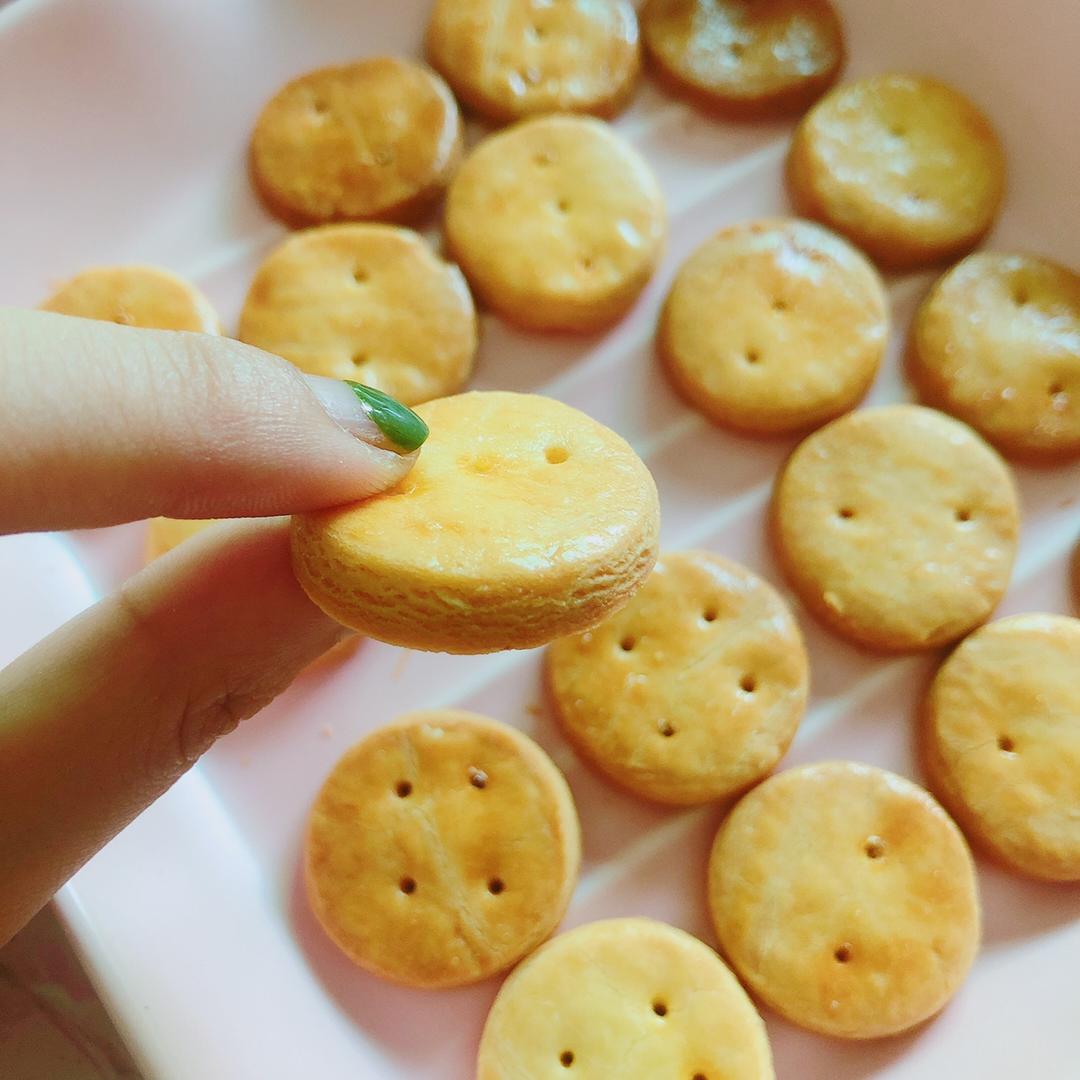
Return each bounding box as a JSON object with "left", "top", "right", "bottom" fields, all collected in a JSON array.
[{"left": 1, "top": 0, "right": 1078, "bottom": 1076}]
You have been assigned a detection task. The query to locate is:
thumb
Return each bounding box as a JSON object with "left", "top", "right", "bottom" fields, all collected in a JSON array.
[
  {"left": 0, "top": 518, "right": 345, "bottom": 943},
  {"left": 0, "top": 308, "right": 428, "bottom": 532}
]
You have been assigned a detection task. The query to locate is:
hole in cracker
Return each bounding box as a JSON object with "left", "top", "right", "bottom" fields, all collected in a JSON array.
[
  {"left": 620, "top": 635, "right": 637, "bottom": 652},
  {"left": 533, "top": 151, "right": 554, "bottom": 167},
  {"left": 530, "top": 23, "right": 546, "bottom": 39},
  {"left": 772, "top": 298, "right": 788, "bottom": 312},
  {"left": 888, "top": 123, "right": 906, "bottom": 137},
  {"left": 311, "top": 98, "right": 330, "bottom": 117},
  {"left": 693, "top": 1074, "right": 708, "bottom": 1080},
  {"left": 744, "top": 349, "right": 761, "bottom": 365},
  {"left": 579, "top": 256, "right": 594, "bottom": 272},
  {"left": 653, "top": 1000, "right": 668, "bottom": 1017},
  {"left": 395, "top": 781, "right": 412, "bottom": 798},
  {"left": 658, "top": 718, "right": 676, "bottom": 737},
  {"left": 739, "top": 674, "right": 757, "bottom": 694},
  {"left": 488, "top": 877, "right": 505, "bottom": 895},
  {"left": 864, "top": 836, "right": 885, "bottom": 859},
  {"left": 954, "top": 508, "right": 972, "bottom": 524},
  {"left": 545, "top": 445, "right": 569, "bottom": 464},
  {"left": 351, "top": 352, "right": 368, "bottom": 368},
  {"left": 352, "top": 267, "right": 369, "bottom": 284},
  {"left": 834, "top": 945, "right": 852, "bottom": 963},
  {"left": 469, "top": 766, "right": 488, "bottom": 789},
  {"left": 837, "top": 507, "right": 856, "bottom": 520},
  {"left": 560, "top": 1050, "right": 574, "bottom": 1068},
  {"left": 703, "top": 605, "right": 719, "bottom": 623},
  {"left": 998, "top": 735, "right": 1016, "bottom": 754},
  {"left": 556, "top": 198, "right": 571, "bottom": 213},
  {"left": 399, "top": 876, "right": 416, "bottom": 894},
  {"left": 1049, "top": 382, "right": 1065, "bottom": 396},
  {"left": 728, "top": 42, "right": 745, "bottom": 58}
]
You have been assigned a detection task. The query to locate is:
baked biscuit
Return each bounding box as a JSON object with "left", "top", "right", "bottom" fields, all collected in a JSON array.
[
  {"left": 40, "top": 265, "right": 219, "bottom": 332},
  {"left": 787, "top": 74, "right": 1005, "bottom": 270},
  {"left": 642, "top": 0, "right": 844, "bottom": 118},
  {"left": 145, "top": 518, "right": 218, "bottom": 561},
  {"left": 238, "top": 224, "right": 477, "bottom": 405},
  {"left": 709, "top": 761, "right": 980, "bottom": 1039},
  {"left": 477, "top": 917, "right": 774, "bottom": 1079},
  {"left": 659, "top": 218, "right": 887, "bottom": 434},
  {"left": 444, "top": 115, "right": 666, "bottom": 332},
  {"left": 548, "top": 550, "right": 807, "bottom": 804},
  {"left": 305, "top": 709, "right": 580, "bottom": 988},
  {"left": 426, "top": 0, "right": 640, "bottom": 123},
  {"left": 909, "top": 252, "right": 1080, "bottom": 461},
  {"left": 772, "top": 404, "right": 1019, "bottom": 651},
  {"left": 922, "top": 614, "right": 1080, "bottom": 881},
  {"left": 291, "top": 391, "right": 660, "bottom": 653},
  {"left": 249, "top": 58, "right": 462, "bottom": 226}
]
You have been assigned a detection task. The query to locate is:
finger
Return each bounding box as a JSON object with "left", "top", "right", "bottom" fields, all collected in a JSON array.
[
  {"left": 0, "top": 308, "right": 427, "bottom": 532},
  {"left": 0, "top": 518, "right": 348, "bottom": 944}
]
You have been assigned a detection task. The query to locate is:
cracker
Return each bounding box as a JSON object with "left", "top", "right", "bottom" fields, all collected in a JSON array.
[
  {"left": 548, "top": 550, "right": 807, "bottom": 804},
  {"left": 426, "top": 0, "right": 640, "bottom": 123},
  {"left": 659, "top": 218, "right": 887, "bottom": 434},
  {"left": 772, "top": 404, "right": 1019, "bottom": 651},
  {"left": 291, "top": 391, "right": 660, "bottom": 653},
  {"left": 922, "top": 614, "right": 1080, "bottom": 881},
  {"left": 40, "top": 265, "right": 219, "bottom": 332},
  {"left": 787, "top": 74, "right": 1005, "bottom": 270},
  {"left": 238, "top": 224, "right": 477, "bottom": 406},
  {"left": 249, "top": 58, "right": 462, "bottom": 226},
  {"left": 305, "top": 709, "right": 580, "bottom": 988},
  {"left": 444, "top": 115, "right": 666, "bottom": 332},
  {"left": 642, "top": 0, "right": 844, "bottom": 117},
  {"left": 144, "top": 518, "right": 218, "bottom": 562},
  {"left": 477, "top": 917, "right": 773, "bottom": 1078},
  {"left": 909, "top": 252, "right": 1080, "bottom": 461},
  {"left": 709, "top": 761, "right": 980, "bottom": 1038}
]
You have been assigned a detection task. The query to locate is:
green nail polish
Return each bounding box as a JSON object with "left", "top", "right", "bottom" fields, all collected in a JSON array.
[{"left": 346, "top": 381, "right": 429, "bottom": 453}]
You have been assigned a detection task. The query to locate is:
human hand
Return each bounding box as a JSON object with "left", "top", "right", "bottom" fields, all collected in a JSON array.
[{"left": 0, "top": 308, "right": 427, "bottom": 942}]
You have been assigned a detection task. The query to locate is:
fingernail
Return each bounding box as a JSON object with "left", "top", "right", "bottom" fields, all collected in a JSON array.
[
  {"left": 303, "top": 375, "right": 428, "bottom": 454},
  {"left": 345, "top": 381, "right": 429, "bottom": 452}
]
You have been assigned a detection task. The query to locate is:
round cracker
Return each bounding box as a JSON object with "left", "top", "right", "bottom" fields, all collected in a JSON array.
[
  {"left": 444, "top": 115, "right": 666, "bottom": 332},
  {"left": 922, "top": 614, "right": 1080, "bottom": 881},
  {"left": 642, "top": 0, "right": 844, "bottom": 117},
  {"left": 40, "top": 265, "right": 220, "bottom": 333},
  {"left": 772, "top": 404, "right": 1019, "bottom": 652},
  {"left": 305, "top": 709, "right": 580, "bottom": 988},
  {"left": 426, "top": 0, "right": 640, "bottom": 123},
  {"left": 709, "top": 761, "right": 980, "bottom": 1039},
  {"left": 659, "top": 218, "right": 887, "bottom": 435},
  {"left": 787, "top": 73, "right": 1005, "bottom": 270},
  {"left": 548, "top": 550, "right": 808, "bottom": 805},
  {"left": 291, "top": 391, "right": 660, "bottom": 653},
  {"left": 477, "top": 917, "right": 773, "bottom": 1079},
  {"left": 144, "top": 518, "right": 218, "bottom": 562},
  {"left": 238, "top": 224, "right": 477, "bottom": 406},
  {"left": 909, "top": 252, "right": 1080, "bottom": 462},
  {"left": 249, "top": 57, "right": 462, "bottom": 226}
]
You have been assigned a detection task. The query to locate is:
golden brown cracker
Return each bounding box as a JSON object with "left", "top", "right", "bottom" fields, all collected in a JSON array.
[
  {"left": 549, "top": 550, "right": 807, "bottom": 804},
  {"left": 709, "top": 761, "right": 980, "bottom": 1038},
  {"left": 305, "top": 709, "right": 580, "bottom": 988}
]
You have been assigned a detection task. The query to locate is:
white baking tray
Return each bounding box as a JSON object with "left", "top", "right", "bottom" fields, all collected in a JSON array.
[{"left": 1, "top": 0, "right": 1078, "bottom": 1076}]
